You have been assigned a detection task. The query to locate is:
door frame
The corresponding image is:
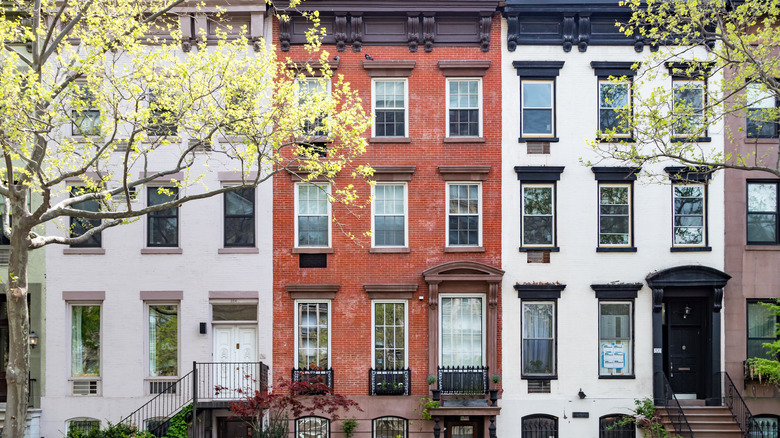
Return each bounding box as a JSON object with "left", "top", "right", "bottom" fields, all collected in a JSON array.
[
  {"left": 663, "top": 298, "right": 709, "bottom": 398},
  {"left": 444, "top": 417, "right": 485, "bottom": 438}
]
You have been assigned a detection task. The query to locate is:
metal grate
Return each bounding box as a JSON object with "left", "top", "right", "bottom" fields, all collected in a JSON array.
[
  {"left": 527, "top": 379, "right": 550, "bottom": 394},
  {"left": 0, "top": 249, "right": 9, "bottom": 265},
  {"left": 369, "top": 369, "right": 411, "bottom": 396},
  {"left": 527, "top": 142, "right": 551, "bottom": 154},
  {"left": 599, "top": 416, "right": 635, "bottom": 438},
  {"left": 72, "top": 380, "right": 99, "bottom": 396},
  {"left": 149, "top": 380, "right": 177, "bottom": 394},
  {"left": 522, "top": 415, "right": 558, "bottom": 438}
]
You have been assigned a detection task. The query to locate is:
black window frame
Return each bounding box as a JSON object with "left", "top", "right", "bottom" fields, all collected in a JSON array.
[
  {"left": 72, "top": 84, "right": 101, "bottom": 137},
  {"left": 599, "top": 415, "right": 636, "bottom": 438},
  {"left": 591, "top": 62, "right": 639, "bottom": 141},
  {"left": 146, "top": 91, "right": 178, "bottom": 137},
  {"left": 223, "top": 187, "right": 256, "bottom": 248},
  {"left": 665, "top": 167, "right": 712, "bottom": 251},
  {"left": 295, "top": 416, "right": 330, "bottom": 438},
  {"left": 746, "top": 83, "right": 779, "bottom": 139},
  {"left": 516, "top": 166, "right": 564, "bottom": 252},
  {"left": 746, "top": 180, "right": 780, "bottom": 245},
  {"left": 593, "top": 167, "right": 639, "bottom": 252},
  {"left": 69, "top": 187, "right": 102, "bottom": 248},
  {"left": 666, "top": 62, "right": 712, "bottom": 142},
  {"left": 514, "top": 61, "right": 565, "bottom": 143},
  {"left": 147, "top": 186, "right": 179, "bottom": 248},
  {"left": 372, "top": 416, "right": 408, "bottom": 438},
  {"left": 747, "top": 300, "right": 780, "bottom": 360}
]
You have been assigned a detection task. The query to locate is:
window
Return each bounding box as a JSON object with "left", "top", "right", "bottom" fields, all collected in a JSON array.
[
  {"left": 147, "top": 187, "right": 178, "bottom": 247},
  {"left": 224, "top": 188, "right": 255, "bottom": 247},
  {"left": 599, "top": 184, "right": 632, "bottom": 246},
  {"left": 746, "top": 83, "right": 778, "bottom": 138},
  {"left": 750, "top": 415, "right": 779, "bottom": 438},
  {"left": 147, "top": 91, "right": 178, "bottom": 136},
  {"left": 70, "top": 187, "right": 101, "bottom": 248},
  {"left": 600, "top": 415, "right": 635, "bottom": 438},
  {"left": 672, "top": 80, "right": 705, "bottom": 137},
  {"left": 72, "top": 85, "right": 100, "bottom": 136},
  {"left": 747, "top": 181, "right": 779, "bottom": 244},
  {"left": 522, "top": 302, "right": 555, "bottom": 376},
  {"left": 67, "top": 418, "right": 100, "bottom": 435},
  {"left": 599, "top": 302, "right": 633, "bottom": 376},
  {"left": 373, "top": 184, "right": 406, "bottom": 247},
  {"left": 440, "top": 296, "right": 484, "bottom": 367},
  {"left": 373, "top": 302, "right": 406, "bottom": 370},
  {"left": 673, "top": 184, "right": 705, "bottom": 246},
  {"left": 522, "top": 185, "right": 555, "bottom": 247},
  {"left": 522, "top": 80, "right": 554, "bottom": 137},
  {"left": 522, "top": 415, "right": 558, "bottom": 438},
  {"left": 373, "top": 80, "right": 407, "bottom": 137},
  {"left": 296, "top": 184, "right": 330, "bottom": 248},
  {"left": 72, "top": 305, "right": 100, "bottom": 377},
  {"left": 447, "top": 79, "right": 481, "bottom": 137},
  {"left": 599, "top": 80, "right": 631, "bottom": 136},
  {"left": 747, "top": 300, "right": 779, "bottom": 360},
  {"left": 447, "top": 183, "right": 480, "bottom": 246},
  {"left": 373, "top": 417, "right": 407, "bottom": 438},
  {"left": 149, "top": 305, "right": 177, "bottom": 377},
  {"left": 297, "top": 302, "right": 329, "bottom": 369},
  {"left": 297, "top": 78, "right": 330, "bottom": 138},
  {"left": 296, "top": 417, "right": 329, "bottom": 438}
]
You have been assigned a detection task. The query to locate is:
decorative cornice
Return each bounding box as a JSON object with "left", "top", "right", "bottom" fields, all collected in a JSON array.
[
  {"left": 513, "top": 61, "right": 565, "bottom": 78},
  {"left": 372, "top": 165, "right": 417, "bottom": 182},
  {"left": 514, "top": 283, "right": 566, "bottom": 299},
  {"left": 437, "top": 60, "right": 491, "bottom": 77},
  {"left": 592, "top": 166, "right": 640, "bottom": 182},
  {"left": 363, "top": 60, "right": 416, "bottom": 77},
  {"left": 286, "top": 60, "right": 340, "bottom": 76},
  {"left": 591, "top": 61, "right": 640, "bottom": 77},
  {"left": 364, "top": 284, "right": 418, "bottom": 299},
  {"left": 438, "top": 165, "right": 491, "bottom": 181},
  {"left": 286, "top": 284, "right": 340, "bottom": 300},
  {"left": 664, "top": 166, "right": 713, "bottom": 183},
  {"left": 515, "top": 166, "right": 565, "bottom": 182},
  {"left": 591, "top": 283, "right": 643, "bottom": 299}
]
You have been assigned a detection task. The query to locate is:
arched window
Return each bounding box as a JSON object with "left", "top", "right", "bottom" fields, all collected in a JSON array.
[
  {"left": 67, "top": 418, "right": 100, "bottom": 435},
  {"left": 296, "top": 416, "right": 329, "bottom": 438},
  {"left": 522, "top": 414, "right": 558, "bottom": 438},
  {"left": 373, "top": 416, "right": 406, "bottom": 438},
  {"left": 599, "top": 415, "right": 636, "bottom": 438},
  {"left": 751, "top": 415, "right": 779, "bottom": 438}
]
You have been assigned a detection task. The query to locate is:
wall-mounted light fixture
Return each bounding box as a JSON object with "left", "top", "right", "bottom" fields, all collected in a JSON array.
[
  {"left": 29, "top": 331, "right": 39, "bottom": 348},
  {"left": 199, "top": 322, "right": 207, "bottom": 334},
  {"left": 578, "top": 388, "right": 586, "bottom": 399}
]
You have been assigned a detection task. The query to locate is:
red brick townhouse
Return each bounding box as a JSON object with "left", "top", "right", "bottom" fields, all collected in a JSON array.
[{"left": 272, "top": 1, "right": 503, "bottom": 437}]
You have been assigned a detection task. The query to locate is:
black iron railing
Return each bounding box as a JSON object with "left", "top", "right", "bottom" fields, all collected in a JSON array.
[
  {"left": 292, "top": 367, "right": 334, "bottom": 392},
  {"left": 369, "top": 369, "right": 410, "bottom": 396},
  {"left": 720, "top": 371, "right": 754, "bottom": 438},
  {"left": 438, "top": 366, "right": 488, "bottom": 395},
  {"left": 750, "top": 417, "right": 778, "bottom": 437},
  {"left": 121, "top": 370, "right": 194, "bottom": 437},
  {"left": 658, "top": 372, "right": 694, "bottom": 438},
  {"left": 197, "top": 362, "right": 268, "bottom": 400}
]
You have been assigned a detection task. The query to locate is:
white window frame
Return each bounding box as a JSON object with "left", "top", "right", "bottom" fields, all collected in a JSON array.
[
  {"left": 296, "top": 416, "right": 330, "bottom": 438},
  {"left": 373, "top": 417, "right": 408, "bottom": 438},
  {"left": 445, "top": 78, "right": 483, "bottom": 138},
  {"left": 371, "top": 300, "right": 408, "bottom": 370},
  {"left": 521, "top": 300, "right": 556, "bottom": 377},
  {"left": 145, "top": 302, "right": 180, "bottom": 379},
  {"left": 371, "top": 183, "right": 408, "bottom": 248},
  {"left": 672, "top": 183, "right": 706, "bottom": 247},
  {"left": 294, "top": 300, "right": 332, "bottom": 369},
  {"left": 69, "top": 303, "right": 102, "bottom": 380},
  {"left": 672, "top": 79, "right": 706, "bottom": 137},
  {"left": 438, "top": 294, "right": 487, "bottom": 367},
  {"left": 71, "top": 83, "right": 100, "bottom": 137},
  {"left": 372, "top": 79, "right": 408, "bottom": 138},
  {"left": 598, "top": 183, "right": 633, "bottom": 248},
  {"left": 296, "top": 77, "right": 332, "bottom": 139},
  {"left": 521, "top": 183, "right": 556, "bottom": 248},
  {"left": 445, "top": 182, "right": 482, "bottom": 247},
  {"left": 294, "top": 183, "right": 332, "bottom": 249},
  {"left": 598, "top": 300, "right": 633, "bottom": 377},
  {"left": 598, "top": 79, "right": 632, "bottom": 137},
  {"left": 521, "top": 79, "right": 555, "bottom": 138}
]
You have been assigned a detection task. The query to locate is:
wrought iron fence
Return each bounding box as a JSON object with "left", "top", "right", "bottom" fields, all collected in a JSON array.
[
  {"left": 750, "top": 417, "right": 779, "bottom": 438},
  {"left": 438, "top": 366, "right": 488, "bottom": 395},
  {"left": 369, "top": 369, "right": 411, "bottom": 396},
  {"left": 292, "top": 368, "right": 334, "bottom": 393},
  {"left": 720, "top": 371, "right": 754, "bottom": 437},
  {"left": 197, "top": 362, "right": 268, "bottom": 400},
  {"left": 658, "top": 372, "right": 694, "bottom": 438}
]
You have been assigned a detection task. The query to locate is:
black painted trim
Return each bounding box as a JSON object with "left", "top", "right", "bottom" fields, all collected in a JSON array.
[
  {"left": 645, "top": 265, "right": 730, "bottom": 288},
  {"left": 596, "top": 247, "right": 637, "bottom": 253},
  {"left": 664, "top": 166, "right": 713, "bottom": 182},
  {"left": 519, "top": 246, "right": 560, "bottom": 252},
  {"left": 515, "top": 166, "right": 565, "bottom": 182},
  {"left": 522, "top": 375, "right": 558, "bottom": 380},
  {"left": 513, "top": 61, "right": 565, "bottom": 77},
  {"left": 670, "top": 136, "right": 712, "bottom": 143},
  {"left": 592, "top": 166, "right": 639, "bottom": 181},
  {"left": 666, "top": 62, "right": 715, "bottom": 79},
  {"left": 598, "top": 375, "right": 636, "bottom": 379},
  {"left": 592, "top": 283, "right": 642, "bottom": 299},
  {"left": 591, "top": 61, "right": 639, "bottom": 77},
  {"left": 598, "top": 137, "right": 635, "bottom": 143},
  {"left": 514, "top": 283, "right": 566, "bottom": 300},
  {"left": 670, "top": 246, "right": 712, "bottom": 252},
  {"left": 518, "top": 137, "right": 560, "bottom": 143}
]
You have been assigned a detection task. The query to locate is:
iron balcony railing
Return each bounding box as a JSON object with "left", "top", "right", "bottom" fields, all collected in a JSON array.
[
  {"left": 659, "top": 372, "right": 694, "bottom": 438},
  {"left": 369, "top": 369, "right": 411, "bottom": 396},
  {"left": 719, "top": 371, "right": 755, "bottom": 438},
  {"left": 198, "top": 361, "right": 268, "bottom": 400},
  {"left": 292, "top": 367, "right": 334, "bottom": 393},
  {"left": 438, "top": 366, "right": 488, "bottom": 395}
]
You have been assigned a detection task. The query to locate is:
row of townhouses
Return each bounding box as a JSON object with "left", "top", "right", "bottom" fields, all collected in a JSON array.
[{"left": 3, "top": 0, "right": 778, "bottom": 437}]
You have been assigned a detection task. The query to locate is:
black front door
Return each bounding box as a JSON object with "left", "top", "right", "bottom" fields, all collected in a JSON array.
[
  {"left": 666, "top": 300, "right": 707, "bottom": 397},
  {"left": 445, "top": 418, "right": 484, "bottom": 438}
]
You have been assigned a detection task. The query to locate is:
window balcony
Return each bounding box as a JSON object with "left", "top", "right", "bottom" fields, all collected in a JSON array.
[
  {"left": 292, "top": 368, "right": 334, "bottom": 394},
  {"left": 369, "top": 369, "right": 411, "bottom": 396},
  {"left": 438, "top": 366, "right": 488, "bottom": 395}
]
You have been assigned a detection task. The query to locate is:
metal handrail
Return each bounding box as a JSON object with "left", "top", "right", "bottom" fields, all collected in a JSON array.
[
  {"left": 659, "top": 372, "right": 694, "bottom": 438},
  {"left": 120, "top": 370, "right": 194, "bottom": 436},
  {"left": 720, "top": 371, "right": 754, "bottom": 437}
]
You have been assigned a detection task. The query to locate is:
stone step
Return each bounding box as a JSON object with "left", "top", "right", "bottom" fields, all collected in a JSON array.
[{"left": 658, "top": 406, "right": 744, "bottom": 438}]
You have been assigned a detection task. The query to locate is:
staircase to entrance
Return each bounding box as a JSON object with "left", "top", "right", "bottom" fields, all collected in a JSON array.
[{"left": 659, "top": 405, "right": 742, "bottom": 438}]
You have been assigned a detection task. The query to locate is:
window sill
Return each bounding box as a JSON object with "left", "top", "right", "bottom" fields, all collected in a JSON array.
[
  {"left": 745, "top": 245, "right": 780, "bottom": 251},
  {"left": 597, "top": 247, "right": 637, "bottom": 253},
  {"left": 369, "top": 137, "right": 411, "bottom": 144},
  {"left": 670, "top": 246, "right": 711, "bottom": 252},
  {"left": 519, "top": 246, "right": 560, "bottom": 252},
  {"left": 219, "top": 247, "right": 260, "bottom": 254},
  {"left": 518, "top": 137, "right": 559, "bottom": 143},
  {"left": 744, "top": 137, "right": 779, "bottom": 144},
  {"left": 598, "top": 137, "right": 635, "bottom": 143},
  {"left": 141, "top": 248, "right": 183, "bottom": 254},
  {"left": 443, "top": 137, "right": 486, "bottom": 144},
  {"left": 670, "top": 136, "right": 711, "bottom": 143},
  {"left": 145, "top": 135, "right": 182, "bottom": 142},
  {"left": 522, "top": 375, "right": 558, "bottom": 380},
  {"left": 294, "top": 136, "right": 332, "bottom": 143},
  {"left": 599, "top": 375, "right": 635, "bottom": 379},
  {"left": 64, "top": 248, "right": 106, "bottom": 255},
  {"left": 444, "top": 246, "right": 485, "bottom": 253},
  {"left": 292, "top": 247, "right": 334, "bottom": 254},
  {"left": 369, "top": 247, "right": 410, "bottom": 254}
]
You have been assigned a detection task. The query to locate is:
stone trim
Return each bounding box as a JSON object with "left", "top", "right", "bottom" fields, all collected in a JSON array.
[
  {"left": 208, "top": 290, "right": 259, "bottom": 300},
  {"left": 217, "top": 171, "right": 259, "bottom": 182},
  {"left": 218, "top": 247, "right": 260, "bottom": 254},
  {"left": 62, "top": 291, "right": 105, "bottom": 301},
  {"left": 513, "top": 61, "right": 565, "bottom": 78},
  {"left": 514, "top": 283, "right": 566, "bottom": 299},
  {"left": 437, "top": 60, "right": 491, "bottom": 77},
  {"left": 363, "top": 60, "right": 416, "bottom": 77},
  {"left": 438, "top": 165, "right": 491, "bottom": 181},
  {"left": 140, "top": 290, "right": 184, "bottom": 301},
  {"left": 364, "top": 283, "right": 418, "bottom": 300},
  {"left": 63, "top": 248, "right": 106, "bottom": 255},
  {"left": 291, "top": 247, "right": 334, "bottom": 254},
  {"left": 372, "top": 165, "right": 416, "bottom": 182},
  {"left": 286, "top": 284, "right": 340, "bottom": 300},
  {"left": 287, "top": 166, "right": 330, "bottom": 183},
  {"left": 141, "top": 248, "right": 183, "bottom": 255},
  {"left": 136, "top": 172, "right": 184, "bottom": 182},
  {"left": 664, "top": 166, "right": 713, "bottom": 183},
  {"left": 286, "top": 60, "right": 340, "bottom": 76}
]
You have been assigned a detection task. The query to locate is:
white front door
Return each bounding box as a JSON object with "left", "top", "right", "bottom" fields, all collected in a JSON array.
[{"left": 213, "top": 325, "right": 258, "bottom": 399}]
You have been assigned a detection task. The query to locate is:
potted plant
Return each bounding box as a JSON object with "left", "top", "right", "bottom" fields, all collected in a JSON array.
[{"left": 489, "top": 374, "right": 501, "bottom": 405}]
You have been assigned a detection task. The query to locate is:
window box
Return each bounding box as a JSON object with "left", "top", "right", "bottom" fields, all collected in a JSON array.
[
  {"left": 291, "top": 368, "right": 334, "bottom": 394},
  {"left": 369, "top": 369, "right": 410, "bottom": 396}
]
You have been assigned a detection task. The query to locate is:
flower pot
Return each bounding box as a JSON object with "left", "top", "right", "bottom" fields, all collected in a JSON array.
[
  {"left": 431, "top": 389, "right": 441, "bottom": 401},
  {"left": 489, "top": 389, "right": 499, "bottom": 406}
]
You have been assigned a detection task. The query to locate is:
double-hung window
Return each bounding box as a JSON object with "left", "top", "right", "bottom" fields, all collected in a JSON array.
[
  {"left": 446, "top": 183, "right": 480, "bottom": 247},
  {"left": 591, "top": 62, "right": 638, "bottom": 139},
  {"left": 446, "top": 79, "right": 481, "bottom": 137},
  {"left": 296, "top": 301, "right": 330, "bottom": 369},
  {"left": 72, "top": 305, "right": 101, "bottom": 378},
  {"left": 666, "top": 167, "right": 710, "bottom": 250},
  {"left": 516, "top": 167, "right": 564, "bottom": 250},
  {"left": 224, "top": 188, "right": 255, "bottom": 247},
  {"left": 746, "top": 83, "right": 778, "bottom": 139},
  {"left": 297, "top": 78, "right": 330, "bottom": 139},
  {"left": 747, "top": 181, "right": 779, "bottom": 244},
  {"left": 296, "top": 184, "right": 330, "bottom": 248},
  {"left": 148, "top": 304, "right": 178, "bottom": 377},
  {"left": 747, "top": 300, "right": 779, "bottom": 360},
  {"left": 373, "top": 302, "right": 406, "bottom": 370},
  {"left": 147, "top": 187, "right": 178, "bottom": 247},
  {"left": 440, "top": 295, "right": 485, "bottom": 368},
  {"left": 672, "top": 80, "right": 705, "bottom": 137},
  {"left": 69, "top": 187, "right": 102, "bottom": 248},
  {"left": 373, "top": 184, "right": 406, "bottom": 247},
  {"left": 593, "top": 167, "right": 638, "bottom": 251},
  {"left": 146, "top": 91, "right": 178, "bottom": 136},
  {"left": 514, "top": 61, "right": 564, "bottom": 141},
  {"left": 373, "top": 80, "right": 407, "bottom": 137},
  {"left": 522, "top": 301, "right": 555, "bottom": 376},
  {"left": 72, "top": 84, "right": 100, "bottom": 136},
  {"left": 599, "top": 302, "right": 633, "bottom": 376}
]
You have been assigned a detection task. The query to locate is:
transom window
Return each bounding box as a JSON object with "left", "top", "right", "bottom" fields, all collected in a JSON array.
[
  {"left": 522, "top": 185, "right": 554, "bottom": 247},
  {"left": 297, "top": 302, "right": 330, "bottom": 369},
  {"left": 522, "top": 80, "right": 554, "bottom": 137},
  {"left": 447, "top": 79, "right": 481, "bottom": 137},
  {"left": 672, "top": 80, "right": 705, "bottom": 137},
  {"left": 599, "top": 184, "right": 631, "bottom": 246},
  {"left": 440, "top": 296, "right": 484, "bottom": 367},
  {"left": 747, "top": 181, "right": 779, "bottom": 244},
  {"left": 673, "top": 184, "right": 705, "bottom": 246},
  {"left": 746, "top": 83, "right": 778, "bottom": 139},
  {"left": 447, "top": 183, "right": 480, "bottom": 246},
  {"left": 296, "top": 184, "right": 330, "bottom": 248},
  {"left": 599, "top": 302, "right": 633, "bottom": 376},
  {"left": 747, "top": 300, "right": 779, "bottom": 360},
  {"left": 522, "top": 302, "right": 555, "bottom": 376},
  {"left": 598, "top": 81, "right": 631, "bottom": 136},
  {"left": 373, "top": 80, "right": 407, "bottom": 137},
  {"left": 373, "top": 184, "right": 406, "bottom": 247},
  {"left": 147, "top": 187, "right": 178, "bottom": 247},
  {"left": 373, "top": 302, "right": 406, "bottom": 370}
]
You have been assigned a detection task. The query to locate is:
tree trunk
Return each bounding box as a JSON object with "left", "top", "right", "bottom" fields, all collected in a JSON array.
[{"left": 5, "top": 220, "right": 30, "bottom": 438}]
